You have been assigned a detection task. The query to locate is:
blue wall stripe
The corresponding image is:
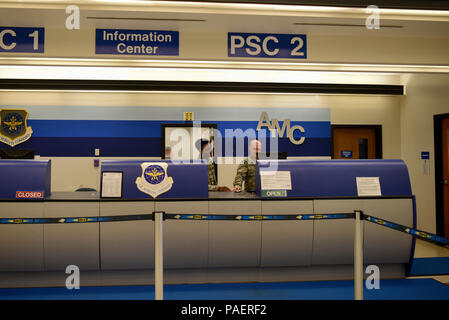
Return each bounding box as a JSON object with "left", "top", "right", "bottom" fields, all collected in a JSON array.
[
  {"left": 11, "top": 137, "right": 161, "bottom": 157},
  {"left": 27, "top": 120, "right": 330, "bottom": 138},
  {"left": 2, "top": 137, "right": 330, "bottom": 157},
  {"left": 2, "top": 107, "right": 330, "bottom": 157},
  {"left": 217, "top": 121, "right": 330, "bottom": 138},
  {"left": 22, "top": 106, "right": 330, "bottom": 122}
]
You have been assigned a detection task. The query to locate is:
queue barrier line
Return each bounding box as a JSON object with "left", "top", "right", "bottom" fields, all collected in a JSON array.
[
  {"left": 363, "top": 213, "right": 449, "bottom": 246},
  {"left": 2, "top": 210, "right": 449, "bottom": 301},
  {"left": 4, "top": 212, "right": 447, "bottom": 246},
  {"left": 164, "top": 213, "right": 356, "bottom": 221},
  {"left": 0, "top": 213, "right": 355, "bottom": 224},
  {"left": 0, "top": 214, "right": 154, "bottom": 224}
]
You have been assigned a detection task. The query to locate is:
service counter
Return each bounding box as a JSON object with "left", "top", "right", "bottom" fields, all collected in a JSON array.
[{"left": 0, "top": 159, "right": 415, "bottom": 283}]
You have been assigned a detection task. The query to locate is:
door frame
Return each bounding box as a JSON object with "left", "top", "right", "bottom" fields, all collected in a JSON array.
[
  {"left": 330, "top": 125, "right": 383, "bottom": 159},
  {"left": 433, "top": 113, "right": 449, "bottom": 237}
]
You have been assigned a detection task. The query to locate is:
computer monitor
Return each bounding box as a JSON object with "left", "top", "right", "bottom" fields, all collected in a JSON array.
[
  {"left": 0, "top": 149, "right": 35, "bottom": 159},
  {"left": 258, "top": 152, "right": 287, "bottom": 160}
]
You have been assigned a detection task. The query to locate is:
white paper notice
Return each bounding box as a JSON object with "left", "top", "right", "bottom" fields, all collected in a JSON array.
[
  {"left": 260, "top": 171, "right": 292, "bottom": 190},
  {"left": 356, "top": 177, "right": 381, "bottom": 196},
  {"left": 101, "top": 172, "right": 123, "bottom": 198}
]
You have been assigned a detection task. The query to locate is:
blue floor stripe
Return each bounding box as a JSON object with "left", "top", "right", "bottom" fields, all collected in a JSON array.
[
  {"left": 409, "top": 257, "right": 449, "bottom": 276},
  {"left": 0, "top": 278, "right": 448, "bottom": 300}
]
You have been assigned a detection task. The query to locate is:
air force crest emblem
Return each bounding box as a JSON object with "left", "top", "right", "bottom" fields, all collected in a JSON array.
[
  {"left": 0, "top": 109, "right": 33, "bottom": 147},
  {"left": 136, "top": 162, "right": 174, "bottom": 198}
]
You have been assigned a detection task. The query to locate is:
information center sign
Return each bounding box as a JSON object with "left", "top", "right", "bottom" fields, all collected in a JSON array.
[
  {"left": 96, "top": 29, "right": 179, "bottom": 56},
  {"left": 228, "top": 32, "right": 307, "bottom": 59},
  {"left": 0, "top": 27, "right": 44, "bottom": 53}
]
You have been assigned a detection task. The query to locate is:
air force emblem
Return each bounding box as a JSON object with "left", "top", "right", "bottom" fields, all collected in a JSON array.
[
  {"left": 136, "top": 162, "right": 174, "bottom": 198},
  {"left": 0, "top": 109, "right": 33, "bottom": 147}
]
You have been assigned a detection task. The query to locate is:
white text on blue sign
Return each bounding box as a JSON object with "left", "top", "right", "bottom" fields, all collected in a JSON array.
[
  {"left": 228, "top": 33, "right": 306, "bottom": 59},
  {"left": 0, "top": 27, "right": 44, "bottom": 53},
  {"left": 95, "top": 29, "right": 179, "bottom": 56}
]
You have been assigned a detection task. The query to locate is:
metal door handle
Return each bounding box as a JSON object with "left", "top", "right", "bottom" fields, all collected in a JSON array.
[{"left": 442, "top": 180, "right": 449, "bottom": 185}]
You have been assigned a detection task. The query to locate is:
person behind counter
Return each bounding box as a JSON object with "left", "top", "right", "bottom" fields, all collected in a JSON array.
[
  {"left": 233, "top": 139, "right": 262, "bottom": 193},
  {"left": 196, "top": 138, "right": 231, "bottom": 192}
]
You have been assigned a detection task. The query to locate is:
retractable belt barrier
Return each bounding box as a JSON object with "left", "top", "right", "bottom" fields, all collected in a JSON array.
[
  {"left": 1, "top": 211, "right": 448, "bottom": 246},
  {"left": 363, "top": 213, "right": 449, "bottom": 246},
  {"left": 0, "top": 212, "right": 355, "bottom": 224},
  {"left": 2, "top": 209, "right": 449, "bottom": 301},
  {"left": 164, "top": 213, "right": 356, "bottom": 221}
]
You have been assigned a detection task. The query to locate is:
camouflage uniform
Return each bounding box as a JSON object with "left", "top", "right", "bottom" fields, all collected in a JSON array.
[
  {"left": 208, "top": 163, "right": 219, "bottom": 191},
  {"left": 233, "top": 159, "right": 256, "bottom": 192}
]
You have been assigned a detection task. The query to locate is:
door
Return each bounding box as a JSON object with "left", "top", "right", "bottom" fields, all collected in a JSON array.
[
  {"left": 332, "top": 126, "right": 381, "bottom": 159},
  {"left": 442, "top": 118, "right": 449, "bottom": 237}
]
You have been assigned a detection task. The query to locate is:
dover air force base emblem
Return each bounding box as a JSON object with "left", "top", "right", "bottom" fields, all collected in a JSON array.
[
  {"left": 136, "top": 162, "right": 174, "bottom": 198},
  {"left": 0, "top": 109, "right": 33, "bottom": 147}
]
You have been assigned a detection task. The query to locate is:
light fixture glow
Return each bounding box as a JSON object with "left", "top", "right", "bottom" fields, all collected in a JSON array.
[{"left": 0, "top": 57, "right": 448, "bottom": 74}]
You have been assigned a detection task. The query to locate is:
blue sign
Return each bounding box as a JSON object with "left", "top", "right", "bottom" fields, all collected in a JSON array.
[
  {"left": 421, "top": 152, "right": 430, "bottom": 160},
  {"left": 341, "top": 150, "right": 353, "bottom": 158},
  {"left": 0, "top": 27, "right": 44, "bottom": 53},
  {"left": 228, "top": 33, "right": 306, "bottom": 59},
  {"left": 95, "top": 29, "right": 179, "bottom": 56}
]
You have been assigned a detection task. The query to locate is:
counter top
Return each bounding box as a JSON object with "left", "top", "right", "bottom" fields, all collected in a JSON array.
[
  {"left": 44, "top": 191, "right": 259, "bottom": 201},
  {"left": 0, "top": 192, "right": 413, "bottom": 202}
]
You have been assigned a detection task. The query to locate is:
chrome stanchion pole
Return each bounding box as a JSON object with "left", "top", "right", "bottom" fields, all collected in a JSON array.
[
  {"left": 354, "top": 210, "right": 364, "bottom": 300},
  {"left": 154, "top": 211, "right": 164, "bottom": 300}
]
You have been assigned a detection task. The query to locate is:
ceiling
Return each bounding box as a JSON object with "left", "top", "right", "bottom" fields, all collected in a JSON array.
[
  {"left": 0, "top": 0, "right": 448, "bottom": 37},
  {"left": 0, "top": 1, "right": 448, "bottom": 76}
]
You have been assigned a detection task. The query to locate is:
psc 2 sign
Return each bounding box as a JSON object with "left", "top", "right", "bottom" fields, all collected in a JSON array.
[{"left": 228, "top": 33, "right": 306, "bottom": 59}]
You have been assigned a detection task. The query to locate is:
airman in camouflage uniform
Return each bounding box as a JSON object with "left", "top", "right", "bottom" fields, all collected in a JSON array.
[
  {"left": 196, "top": 138, "right": 230, "bottom": 192},
  {"left": 208, "top": 162, "right": 219, "bottom": 191},
  {"left": 233, "top": 139, "right": 262, "bottom": 192},
  {"left": 233, "top": 159, "right": 256, "bottom": 192}
]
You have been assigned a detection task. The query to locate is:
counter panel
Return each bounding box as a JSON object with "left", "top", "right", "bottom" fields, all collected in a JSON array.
[
  {"left": 208, "top": 200, "right": 262, "bottom": 268},
  {"left": 260, "top": 200, "right": 314, "bottom": 267},
  {"left": 155, "top": 201, "right": 209, "bottom": 269},
  {"left": 0, "top": 202, "right": 45, "bottom": 271},
  {"left": 43, "top": 202, "right": 100, "bottom": 271},
  {"left": 312, "top": 199, "right": 362, "bottom": 265},
  {"left": 99, "top": 201, "right": 155, "bottom": 270},
  {"left": 363, "top": 198, "right": 413, "bottom": 264}
]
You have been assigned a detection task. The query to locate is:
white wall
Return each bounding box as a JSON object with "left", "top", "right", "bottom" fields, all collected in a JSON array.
[
  {"left": 400, "top": 73, "right": 449, "bottom": 234},
  {"left": 3, "top": 80, "right": 446, "bottom": 236},
  {"left": 1, "top": 8, "right": 449, "bottom": 66}
]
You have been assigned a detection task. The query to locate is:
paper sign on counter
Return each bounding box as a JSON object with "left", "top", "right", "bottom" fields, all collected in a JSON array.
[
  {"left": 101, "top": 172, "right": 123, "bottom": 198},
  {"left": 356, "top": 177, "right": 381, "bottom": 196},
  {"left": 260, "top": 171, "right": 292, "bottom": 190}
]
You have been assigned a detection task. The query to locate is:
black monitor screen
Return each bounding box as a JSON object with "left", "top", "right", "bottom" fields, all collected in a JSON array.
[
  {"left": 258, "top": 152, "right": 287, "bottom": 160},
  {"left": 0, "top": 149, "right": 35, "bottom": 159}
]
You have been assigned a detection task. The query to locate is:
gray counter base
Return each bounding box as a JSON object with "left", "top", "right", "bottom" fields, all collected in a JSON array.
[{"left": 0, "top": 264, "right": 405, "bottom": 289}]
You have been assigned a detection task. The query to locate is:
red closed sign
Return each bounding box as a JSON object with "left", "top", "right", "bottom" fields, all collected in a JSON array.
[{"left": 16, "top": 191, "right": 44, "bottom": 199}]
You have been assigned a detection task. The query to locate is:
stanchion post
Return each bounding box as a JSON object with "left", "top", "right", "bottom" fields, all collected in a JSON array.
[
  {"left": 354, "top": 210, "right": 364, "bottom": 300},
  {"left": 154, "top": 211, "right": 164, "bottom": 300}
]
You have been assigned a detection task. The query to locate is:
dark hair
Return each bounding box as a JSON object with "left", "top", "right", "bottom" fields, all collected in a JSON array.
[{"left": 195, "top": 138, "right": 209, "bottom": 151}]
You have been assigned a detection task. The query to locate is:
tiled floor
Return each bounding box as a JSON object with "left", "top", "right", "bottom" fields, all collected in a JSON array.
[{"left": 409, "top": 239, "right": 449, "bottom": 284}]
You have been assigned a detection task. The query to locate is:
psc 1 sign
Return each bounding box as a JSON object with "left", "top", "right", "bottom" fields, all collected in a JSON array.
[
  {"left": 228, "top": 33, "right": 306, "bottom": 59},
  {"left": 0, "top": 27, "right": 44, "bottom": 53}
]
